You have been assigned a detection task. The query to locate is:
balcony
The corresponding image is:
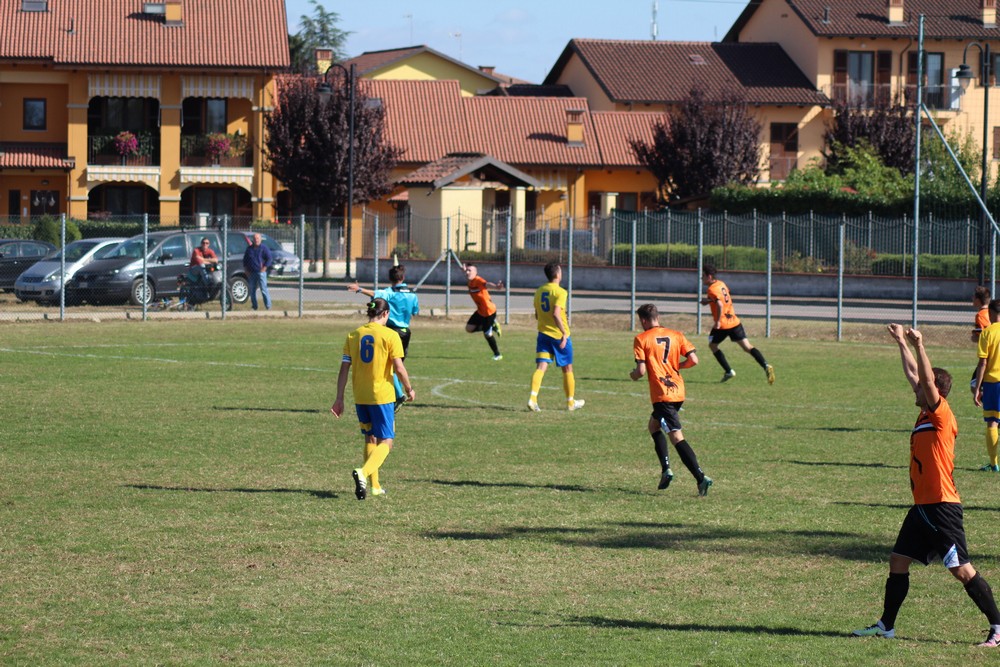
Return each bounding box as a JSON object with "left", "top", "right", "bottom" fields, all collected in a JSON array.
[
  {"left": 768, "top": 156, "right": 797, "bottom": 181},
  {"left": 903, "top": 84, "right": 961, "bottom": 111},
  {"left": 180, "top": 133, "right": 252, "bottom": 167},
  {"left": 88, "top": 131, "right": 159, "bottom": 166},
  {"left": 826, "top": 83, "right": 961, "bottom": 111}
]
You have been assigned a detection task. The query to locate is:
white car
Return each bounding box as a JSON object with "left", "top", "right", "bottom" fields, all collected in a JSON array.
[{"left": 14, "top": 237, "right": 124, "bottom": 304}]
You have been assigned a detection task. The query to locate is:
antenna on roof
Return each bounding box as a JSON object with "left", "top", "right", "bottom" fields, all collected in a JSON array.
[
  {"left": 404, "top": 13, "right": 413, "bottom": 44},
  {"left": 651, "top": 0, "right": 659, "bottom": 40},
  {"left": 450, "top": 31, "right": 462, "bottom": 62}
]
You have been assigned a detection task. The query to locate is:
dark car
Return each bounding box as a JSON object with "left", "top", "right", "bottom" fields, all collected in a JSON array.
[
  {"left": 66, "top": 230, "right": 251, "bottom": 306},
  {"left": 0, "top": 239, "right": 58, "bottom": 290}
]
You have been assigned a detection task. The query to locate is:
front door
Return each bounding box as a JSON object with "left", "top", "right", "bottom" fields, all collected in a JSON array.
[{"left": 29, "top": 190, "right": 59, "bottom": 216}]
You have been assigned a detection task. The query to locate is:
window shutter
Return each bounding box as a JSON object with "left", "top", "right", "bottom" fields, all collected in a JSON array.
[
  {"left": 908, "top": 52, "right": 919, "bottom": 85},
  {"left": 833, "top": 50, "right": 847, "bottom": 86},
  {"left": 993, "top": 127, "right": 1000, "bottom": 160}
]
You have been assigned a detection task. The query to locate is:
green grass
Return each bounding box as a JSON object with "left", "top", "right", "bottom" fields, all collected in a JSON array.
[{"left": 1, "top": 316, "right": 997, "bottom": 665}]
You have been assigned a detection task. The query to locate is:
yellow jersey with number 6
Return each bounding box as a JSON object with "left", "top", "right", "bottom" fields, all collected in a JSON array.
[
  {"left": 534, "top": 282, "right": 569, "bottom": 340},
  {"left": 342, "top": 322, "right": 403, "bottom": 405}
]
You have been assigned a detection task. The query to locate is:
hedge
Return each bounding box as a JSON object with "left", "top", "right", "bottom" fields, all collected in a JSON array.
[{"left": 608, "top": 243, "right": 769, "bottom": 270}]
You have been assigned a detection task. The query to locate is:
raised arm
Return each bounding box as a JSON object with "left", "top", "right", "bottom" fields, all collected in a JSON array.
[
  {"left": 905, "top": 328, "right": 940, "bottom": 408},
  {"left": 887, "top": 323, "right": 918, "bottom": 391}
]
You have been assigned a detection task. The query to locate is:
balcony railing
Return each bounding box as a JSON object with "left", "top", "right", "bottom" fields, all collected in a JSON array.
[
  {"left": 88, "top": 131, "right": 160, "bottom": 166},
  {"left": 180, "top": 133, "right": 252, "bottom": 167},
  {"left": 826, "top": 82, "right": 961, "bottom": 110},
  {"left": 768, "top": 156, "right": 797, "bottom": 181}
]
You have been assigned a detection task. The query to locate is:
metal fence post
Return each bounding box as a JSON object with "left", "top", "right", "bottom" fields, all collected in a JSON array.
[
  {"left": 445, "top": 216, "right": 451, "bottom": 317},
  {"left": 220, "top": 215, "right": 228, "bottom": 320},
  {"left": 911, "top": 211, "right": 919, "bottom": 328},
  {"left": 766, "top": 220, "right": 773, "bottom": 338},
  {"left": 142, "top": 213, "right": 149, "bottom": 321},
  {"left": 298, "top": 214, "right": 306, "bottom": 318},
  {"left": 992, "top": 228, "right": 997, "bottom": 300},
  {"left": 373, "top": 213, "right": 380, "bottom": 292},
  {"left": 58, "top": 213, "right": 66, "bottom": 321},
  {"left": 696, "top": 209, "right": 704, "bottom": 335},
  {"left": 504, "top": 209, "right": 511, "bottom": 325},
  {"left": 567, "top": 215, "right": 574, "bottom": 326},
  {"left": 666, "top": 207, "right": 672, "bottom": 267},
  {"left": 837, "top": 217, "right": 845, "bottom": 342},
  {"left": 629, "top": 213, "right": 637, "bottom": 331}
]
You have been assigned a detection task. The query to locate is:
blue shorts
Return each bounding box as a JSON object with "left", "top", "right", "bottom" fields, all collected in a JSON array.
[
  {"left": 536, "top": 332, "right": 573, "bottom": 367},
  {"left": 983, "top": 382, "right": 1000, "bottom": 424},
  {"left": 355, "top": 403, "right": 395, "bottom": 439}
]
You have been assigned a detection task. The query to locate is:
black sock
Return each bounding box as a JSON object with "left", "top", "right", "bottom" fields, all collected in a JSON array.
[
  {"left": 965, "top": 573, "right": 1000, "bottom": 625},
  {"left": 713, "top": 349, "right": 732, "bottom": 373},
  {"left": 651, "top": 431, "right": 670, "bottom": 472},
  {"left": 673, "top": 439, "right": 705, "bottom": 483},
  {"left": 484, "top": 332, "right": 500, "bottom": 356},
  {"left": 881, "top": 572, "right": 909, "bottom": 630},
  {"left": 750, "top": 348, "right": 768, "bottom": 369}
]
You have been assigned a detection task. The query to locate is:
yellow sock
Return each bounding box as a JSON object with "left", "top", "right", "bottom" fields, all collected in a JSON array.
[
  {"left": 361, "top": 442, "right": 392, "bottom": 480},
  {"left": 364, "top": 441, "right": 380, "bottom": 489},
  {"left": 530, "top": 369, "right": 545, "bottom": 398},
  {"left": 988, "top": 427, "right": 999, "bottom": 467},
  {"left": 563, "top": 371, "right": 575, "bottom": 402}
]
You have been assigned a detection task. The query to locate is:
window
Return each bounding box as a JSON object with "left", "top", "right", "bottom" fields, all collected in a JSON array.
[
  {"left": 8, "top": 190, "right": 20, "bottom": 217},
  {"left": 908, "top": 52, "right": 946, "bottom": 108},
  {"left": 769, "top": 123, "right": 798, "bottom": 180},
  {"left": 23, "top": 99, "right": 46, "bottom": 130},
  {"left": 157, "top": 235, "right": 188, "bottom": 262},
  {"left": 21, "top": 1, "right": 48, "bottom": 11},
  {"left": 182, "top": 98, "right": 228, "bottom": 135},
  {"left": 834, "top": 50, "right": 891, "bottom": 106}
]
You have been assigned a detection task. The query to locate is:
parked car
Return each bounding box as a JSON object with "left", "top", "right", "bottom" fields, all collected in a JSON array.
[
  {"left": 231, "top": 231, "right": 301, "bottom": 277},
  {"left": 66, "top": 230, "right": 252, "bottom": 306},
  {"left": 14, "top": 237, "right": 124, "bottom": 304},
  {"left": 0, "top": 239, "right": 57, "bottom": 291}
]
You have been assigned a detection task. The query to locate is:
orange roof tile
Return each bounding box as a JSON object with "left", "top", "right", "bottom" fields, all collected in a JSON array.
[
  {"left": 0, "top": 142, "right": 74, "bottom": 169},
  {"left": 0, "top": 0, "right": 288, "bottom": 69},
  {"left": 463, "top": 96, "right": 603, "bottom": 167},
  {"left": 591, "top": 112, "right": 666, "bottom": 167}
]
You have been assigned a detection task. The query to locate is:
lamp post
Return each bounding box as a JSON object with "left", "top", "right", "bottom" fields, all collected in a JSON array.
[
  {"left": 957, "top": 42, "right": 992, "bottom": 287},
  {"left": 317, "top": 61, "right": 357, "bottom": 280}
]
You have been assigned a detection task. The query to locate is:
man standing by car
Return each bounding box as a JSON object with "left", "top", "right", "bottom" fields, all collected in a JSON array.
[{"left": 243, "top": 233, "right": 273, "bottom": 310}]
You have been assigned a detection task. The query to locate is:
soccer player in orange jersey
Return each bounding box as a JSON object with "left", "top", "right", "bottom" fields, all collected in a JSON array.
[
  {"left": 463, "top": 264, "right": 503, "bottom": 360},
  {"left": 700, "top": 264, "right": 774, "bottom": 384},
  {"left": 853, "top": 324, "right": 1000, "bottom": 646},
  {"left": 629, "top": 304, "right": 712, "bottom": 496},
  {"left": 973, "top": 287, "right": 991, "bottom": 343}
]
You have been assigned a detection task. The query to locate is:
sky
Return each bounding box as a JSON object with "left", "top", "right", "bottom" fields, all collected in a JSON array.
[{"left": 284, "top": 0, "right": 750, "bottom": 83}]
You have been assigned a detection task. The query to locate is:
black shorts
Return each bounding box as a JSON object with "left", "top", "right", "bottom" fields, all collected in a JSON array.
[
  {"left": 892, "top": 503, "right": 970, "bottom": 568},
  {"left": 708, "top": 324, "right": 747, "bottom": 344},
  {"left": 651, "top": 401, "right": 684, "bottom": 432},
  {"left": 387, "top": 321, "right": 411, "bottom": 358},
  {"left": 467, "top": 311, "right": 497, "bottom": 332}
]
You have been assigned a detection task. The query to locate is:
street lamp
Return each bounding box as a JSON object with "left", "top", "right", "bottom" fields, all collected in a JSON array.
[
  {"left": 956, "top": 42, "right": 992, "bottom": 286},
  {"left": 318, "top": 61, "right": 357, "bottom": 280}
]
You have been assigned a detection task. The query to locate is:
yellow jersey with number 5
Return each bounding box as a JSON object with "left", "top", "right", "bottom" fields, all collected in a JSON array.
[
  {"left": 342, "top": 322, "right": 403, "bottom": 405},
  {"left": 534, "top": 282, "right": 569, "bottom": 340}
]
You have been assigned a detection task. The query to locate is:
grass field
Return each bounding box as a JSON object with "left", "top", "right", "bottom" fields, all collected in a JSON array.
[{"left": 2, "top": 315, "right": 998, "bottom": 665}]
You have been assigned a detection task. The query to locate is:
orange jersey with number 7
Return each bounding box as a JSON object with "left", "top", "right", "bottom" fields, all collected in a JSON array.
[{"left": 633, "top": 326, "right": 695, "bottom": 403}]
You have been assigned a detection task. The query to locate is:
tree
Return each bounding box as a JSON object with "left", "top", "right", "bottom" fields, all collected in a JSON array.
[
  {"left": 264, "top": 76, "right": 401, "bottom": 216},
  {"left": 288, "top": 0, "right": 351, "bottom": 74},
  {"left": 630, "top": 87, "right": 762, "bottom": 203},
  {"left": 824, "top": 99, "right": 915, "bottom": 176}
]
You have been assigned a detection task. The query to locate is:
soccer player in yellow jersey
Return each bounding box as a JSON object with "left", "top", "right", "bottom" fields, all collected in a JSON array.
[
  {"left": 973, "top": 299, "right": 1000, "bottom": 472},
  {"left": 331, "top": 298, "right": 415, "bottom": 500},
  {"left": 853, "top": 324, "right": 1000, "bottom": 647},
  {"left": 630, "top": 304, "right": 712, "bottom": 496},
  {"left": 700, "top": 264, "right": 774, "bottom": 384},
  {"left": 528, "top": 262, "right": 583, "bottom": 411}
]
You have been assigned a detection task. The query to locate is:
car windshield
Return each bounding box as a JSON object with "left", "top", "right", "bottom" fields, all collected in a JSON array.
[
  {"left": 43, "top": 240, "right": 100, "bottom": 262},
  {"left": 260, "top": 236, "right": 282, "bottom": 252},
  {"left": 93, "top": 242, "right": 123, "bottom": 260},
  {"left": 104, "top": 238, "right": 153, "bottom": 260}
]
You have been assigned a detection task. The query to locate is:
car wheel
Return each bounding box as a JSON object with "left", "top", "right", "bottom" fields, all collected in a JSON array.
[
  {"left": 130, "top": 278, "right": 155, "bottom": 306},
  {"left": 228, "top": 275, "right": 249, "bottom": 304}
]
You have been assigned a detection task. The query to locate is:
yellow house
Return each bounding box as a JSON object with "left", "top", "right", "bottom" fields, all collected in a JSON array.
[
  {"left": 725, "top": 0, "right": 1000, "bottom": 178},
  {"left": 342, "top": 45, "right": 515, "bottom": 97},
  {"left": 542, "top": 38, "right": 831, "bottom": 184},
  {"left": 0, "top": 0, "right": 288, "bottom": 224}
]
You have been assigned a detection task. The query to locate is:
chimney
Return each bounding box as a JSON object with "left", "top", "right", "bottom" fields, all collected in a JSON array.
[
  {"left": 164, "top": 0, "right": 183, "bottom": 26},
  {"left": 315, "top": 48, "right": 333, "bottom": 74},
  {"left": 985, "top": 0, "right": 997, "bottom": 27},
  {"left": 887, "top": 0, "right": 904, "bottom": 25},
  {"left": 566, "top": 109, "right": 584, "bottom": 147},
  {"left": 479, "top": 65, "right": 495, "bottom": 77}
]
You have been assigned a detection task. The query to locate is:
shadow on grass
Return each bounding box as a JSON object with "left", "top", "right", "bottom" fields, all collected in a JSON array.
[
  {"left": 777, "top": 426, "right": 911, "bottom": 434},
  {"left": 425, "top": 519, "right": 889, "bottom": 562},
  {"left": 124, "top": 484, "right": 336, "bottom": 499},
  {"left": 399, "top": 403, "right": 523, "bottom": 412},
  {"left": 835, "top": 500, "right": 1000, "bottom": 514},
  {"left": 423, "top": 478, "right": 593, "bottom": 492},
  {"left": 568, "top": 615, "right": 846, "bottom": 638},
  {"left": 784, "top": 459, "right": 907, "bottom": 470},
  {"left": 213, "top": 406, "right": 326, "bottom": 415}
]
